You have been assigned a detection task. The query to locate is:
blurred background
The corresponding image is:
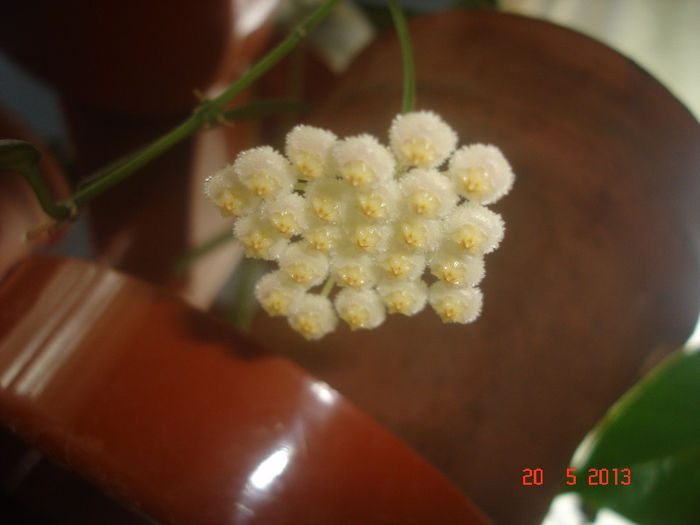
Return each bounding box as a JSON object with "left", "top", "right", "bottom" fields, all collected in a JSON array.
[{"left": 1, "top": 1, "right": 698, "bottom": 524}]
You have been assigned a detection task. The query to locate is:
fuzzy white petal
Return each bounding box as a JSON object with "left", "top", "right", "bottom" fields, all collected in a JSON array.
[
  {"left": 399, "top": 167, "right": 457, "bottom": 219},
  {"left": 333, "top": 134, "right": 395, "bottom": 188},
  {"left": 376, "top": 279, "right": 428, "bottom": 316},
  {"left": 279, "top": 242, "right": 329, "bottom": 288},
  {"left": 377, "top": 244, "right": 426, "bottom": 280},
  {"left": 262, "top": 193, "right": 308, "bottom": 236},
  {"left": 444, "top": 202, "right": 504, "bottom": 255},
  {"left": 234, "top": 215, "right": 288, "bottom": 260},
  {"left": 254, "top": 271, "right": 305, "bottom": 316},
  {"left": 330, "top": 250, "right": 378, "bottom": 288},
  {"left": 334, "top": 287, "right": 386, "bottom": 330},
  {"left": 285, "top": 125, "right": 337, "bottom": 180},
  {"left": 234, "top": 146, "right": 294, "bottom": 199},
  {"left": 302, "top": 219, "right": 343, "bottom": 254},
  {"left": 353, "top": 179, "right": 401, "bottom": 223},
  {"left": 204, "top": 167, "right": 258, "bottom": 216},
  {"left": 448, "top": 144, "right": 514, "bottom": 204},
  {"left": 429, "top": 246, "right": 485, "bottom": 286},
  {"left": 305, "top": 178, "right": 349, "bottom": 223},
  {"left": 396, "top": 217, "right": 442, "bottom": 252},
  {"left": 389, "top": 110, "right": 457, "bottom": 168},
  {"left": 429, "top": 282, "right": 483, "bottom": 324},
  {"left": 288, "top": 294, "right": 337, "bottom": 340},
  {"left": 343, "top": 212, "right": 392, "bottom": 254}
]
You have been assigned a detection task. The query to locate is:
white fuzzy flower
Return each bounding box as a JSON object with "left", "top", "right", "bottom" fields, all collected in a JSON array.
[
  {"left": 448, "top": 144, "right": 514, "bottom": 204},
  {"left": 389, "top": 110, "right": 457, "bottom": 168},
  {"left": 429, "top": 246, "right": 485, "bottom": 286},
  {"left": 354, "top": 179, "right": 401, "bottom": 222},
  {"left": 399, "top": 168, "right": 457, "bottom": 219},
  {"left": 285, "top": 125, "right": 337, "bottom": 180},
  {"left": 444, "top": 203, "right": 504, "bottom": 255},
  {"left": 331, "top": 250, "right": 378, "bottom": 288},
  {"left": 397, "top": 217, "right": 442, "bottom": 252},
  {"left": 204, "top": 167, "right": 258, "bottom": 217},
  {"left": 429, "top": 282, "right": 482, "bottom": 324},
  {"left": 254, "top": 271, "right": 305, "bottom": 316},
  {"left": 377, "top": 244, "right": 426, "bottom": 280},
  {"left": 279, "top": 242, "right": 329, "bottom": 288},
  {"left": 234, "top": 215, "right": 288, "bottom": 260},
  {"left": 262, "top": 193, "right": 307, "bottom": 236},
  {"left": 334, "top": 288, "right": 386, "bottom": 330},
  {"left": 305, "top": 178, "right": 348, "bottom": 223},
  {"left": 343, "top": 212, "right": 392, "bottom": 254},
  {"left": 333, "top": 134, "right": 395, "bottom": 188},
  {"left": 301, "top": 219, "right": 343, "bottom": 254},
  {"left": 234, "top": 146, "right": 294, "bottom": 199},
  {"left": 376, "top": 279, "right": 428, "bottom": 316},
  {"left": 288, "top": 294, "right": 337, "bottom": 340},
  {"left": 206, "top": 109, "right": 514, "bottom": 339}
]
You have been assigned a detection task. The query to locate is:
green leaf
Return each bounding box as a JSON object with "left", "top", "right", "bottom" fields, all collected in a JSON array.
[
  {"left": 566, "top": 349, "right": 700, "bottom": 524},
  {"left": 0, "top": 139, "right": 71, "bottom": 221},
  {"left": 0, "top": 139, "right": 41, "bottom": 174}
]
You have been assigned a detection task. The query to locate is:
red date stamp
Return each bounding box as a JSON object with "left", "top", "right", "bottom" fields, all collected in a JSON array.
[{"left": 522, "top": 467, "right": 631, "bottom": 486}]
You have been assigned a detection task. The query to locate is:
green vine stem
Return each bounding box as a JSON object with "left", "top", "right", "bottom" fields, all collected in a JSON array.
[
  {"left": 6, "top": 0, "right": 340, "bottom": 234},
  {"left": 387, "top": 0, "right": 416, "bottom": 113}
]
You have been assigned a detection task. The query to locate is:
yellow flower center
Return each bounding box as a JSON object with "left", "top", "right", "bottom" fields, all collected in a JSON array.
[
  {"left": 400, "top": 137, "right": 436, "bottom": 167},
  {"left": 352, "top": 225, "right": 380, "bottom": 251},
  {"left": 311, "top": 195, "right": 340, "bottom": 222},
  {"left": 294, "top": 312, "right": 320, "bottom": 340},
  {"left": 456, "top": 167, "right": 492, "bottom": 198},
  {"left": 239, "top": 230, "right": 271, "bottom": 257},
  {"left": 308, "top": 227, "right": 336, "bottom": 252},
  {"left": 410, "top": 190, "right": 439, "bottom": 217},
  {"left": 434, "top": 260, "right": 465, "bottom": 285},
  {"left": 291, "top": 150, "right": 324, "bottom": 180},
  {"left": 337, "top": 265, "right": 368, "bottom": 287},
  {"left": 386, "top": 290, "right": 415, "bottom": 315},
  {"left": 249, "top": 171, "right": 279, "bottom": 198},
  {"left": 270, "top": 210, "right": 299, "bottom": 235},
  {"left": 342, "top": 304, "right": 370, "bottom": 330},
  {"left": 436, "top": 296, "right": 466, "bottom": 323},
  {"left": 384, "top": 254, "right": 413, "bottom": 278},
  {"left": 262, "top": 290, "right": 292, "bottom": 316},
  {"left": 452, "top": 224, "right": 485, "bottom": 253},
  {"left": 341, "top": 160, "right": 376, "bottom": 187},
  {"left": 287, "top": 261, "right": 314, "bottom": 285},
  {"left": 401, "top": 222, "right": 428, "bottom": 250},
  {"left": 215, "top": 188, "right": 244, "bottom": 216},
  {"left": 358, "top": 192, "right": 387, "bottom": 219}
]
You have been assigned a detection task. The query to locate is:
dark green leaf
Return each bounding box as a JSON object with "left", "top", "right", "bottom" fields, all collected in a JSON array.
[{"left": 566, "top": 350, "right": 700, "bottom": 524}]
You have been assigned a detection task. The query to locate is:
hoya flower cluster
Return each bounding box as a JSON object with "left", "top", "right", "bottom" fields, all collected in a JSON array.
[{"left": 205, "top": 111, "right": 514, "bottom": 340}]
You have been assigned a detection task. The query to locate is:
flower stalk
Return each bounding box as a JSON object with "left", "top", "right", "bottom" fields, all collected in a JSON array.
[
  {"left": 5, "top": 0, "right": 341, "bottom": 234},
  {"left": 387, "top": 0, "right": 416, "bottom": 113}
]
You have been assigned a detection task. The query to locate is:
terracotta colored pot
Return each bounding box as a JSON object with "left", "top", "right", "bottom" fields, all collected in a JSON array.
[
  {"left": 0, "top": 256, "right": 489, "bottom": 524},
  {"left": 249, "top": 11, "right": 700, "bottom": 524}
]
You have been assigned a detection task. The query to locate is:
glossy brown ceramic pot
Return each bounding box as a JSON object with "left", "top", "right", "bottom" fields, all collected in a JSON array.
[
  {"left": 249, "top": 11, "right": 700, "bottom": 524},
  {"left": 0, "top": 256, "right": 489, "bottom": 524}
]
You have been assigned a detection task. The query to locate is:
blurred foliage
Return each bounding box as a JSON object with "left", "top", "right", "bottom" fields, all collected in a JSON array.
[
  {"left": 565, "top": 349, "right": 700, "bottom": 524},
  {"left": 358, "top": 0, "right": 498, "bottom": 30}
]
